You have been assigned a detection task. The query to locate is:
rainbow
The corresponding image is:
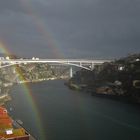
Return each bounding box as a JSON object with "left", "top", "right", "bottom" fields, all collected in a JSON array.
[
  {"left": 19, "top": 0, "right": 64, "bottom": 59},
  {"left": 0, "top": 41, "right": 11, "bottom": 55},
  {"left": 0, "top": 41, "right": 46, "bottom": 140},
  {"left": 0, "top": 1, "right": 66, "bottom": 138}
]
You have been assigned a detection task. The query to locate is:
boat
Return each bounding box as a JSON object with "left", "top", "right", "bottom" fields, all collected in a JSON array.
[
  {"left": 16, "top": 119, "right": 23, "bottom": 125},
  {"left": 0, "top": 106, "right": 35, "bottom": 140},
  {"left": 9, "top": 107, "right": 13, "bottom": 111}
]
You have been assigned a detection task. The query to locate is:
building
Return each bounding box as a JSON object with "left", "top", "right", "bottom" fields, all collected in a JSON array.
[{"left": 0, "top": 106, "right": 30, "bottom": 140}]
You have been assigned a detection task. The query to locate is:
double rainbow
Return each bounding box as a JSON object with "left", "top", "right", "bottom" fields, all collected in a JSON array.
[{"left": 0, "top": 1, "right": 66, "bottom": 138}]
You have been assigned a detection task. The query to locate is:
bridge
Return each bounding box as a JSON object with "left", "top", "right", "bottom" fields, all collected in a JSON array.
[{"left": 0, "top": 59, "right": 112, "bottom": 77}]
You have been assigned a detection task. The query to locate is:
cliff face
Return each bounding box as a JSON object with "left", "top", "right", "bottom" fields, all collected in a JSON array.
[
  {"left": 0, "top": 63, "right": 69, "bottom": 83},
  {"left": 68, "top": 54, "right": 140, "bottom": 103},
  {"left": 0, "top": 62, "right": 70, "bottom": 104}
]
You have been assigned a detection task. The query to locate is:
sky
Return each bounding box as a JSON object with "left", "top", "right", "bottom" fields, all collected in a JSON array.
[{"left": 0, "top": 0, "right": 140, "bottom": 59}]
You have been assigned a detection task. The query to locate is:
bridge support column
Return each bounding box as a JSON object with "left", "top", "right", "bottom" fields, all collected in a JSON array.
[
  {"left": 70, "top": 67, "right": 73, "bottom": 78},
  {"left": 91, "top": 63, "right": 94, "bottom": 70}
]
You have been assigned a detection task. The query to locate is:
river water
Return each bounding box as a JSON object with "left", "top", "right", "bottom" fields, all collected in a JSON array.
[{"left": 5, "top": 80, "right": 140, "bottom": 140}]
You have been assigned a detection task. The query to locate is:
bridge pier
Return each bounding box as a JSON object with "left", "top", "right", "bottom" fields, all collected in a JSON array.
[
  {"left": 70, "top": 67, "right": 73, "bottom": 78},
  {"left": 91, "top": 63, "right": 95, "bottom": 70}
]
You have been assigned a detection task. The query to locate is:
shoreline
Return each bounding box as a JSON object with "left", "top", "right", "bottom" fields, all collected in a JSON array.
[
  {"left": 0, "top": 94, "right": 12, "bottom": 106},
  {"left": 1, "top": 77, "right": 68, "bottom": 105},
  {"left": 65, "top": 81, "right": 140, "bottom": 104},
  {"left": 16, "top": 76, "right": 68, "bottom": 84}
]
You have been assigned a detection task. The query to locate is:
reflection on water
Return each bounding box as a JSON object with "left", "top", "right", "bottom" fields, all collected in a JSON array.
[{"left": 6, "top": 80, "right": 140, "bottom": 140}]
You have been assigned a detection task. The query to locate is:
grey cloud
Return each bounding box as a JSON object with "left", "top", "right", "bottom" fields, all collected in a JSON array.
[{"left": 0, "top": 0, "right": 140, "bottom": 58}]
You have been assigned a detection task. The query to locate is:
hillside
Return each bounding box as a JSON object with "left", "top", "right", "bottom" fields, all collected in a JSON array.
[
  {"left": 0, "top": 61, "right": 70, "bottom": 105},
  {"left": 67, "top": 54, "right": 140, "bottom": 103}
]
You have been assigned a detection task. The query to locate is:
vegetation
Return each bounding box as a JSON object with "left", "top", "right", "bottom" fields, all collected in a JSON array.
[
  {"left": 67, "top": 53, "right": 140, "bottom": 103},
  {"left": 0, "top": 62, "right": 70, "bottom": 104}
]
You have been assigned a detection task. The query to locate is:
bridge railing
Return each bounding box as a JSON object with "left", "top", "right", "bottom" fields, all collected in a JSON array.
[{"left": 0, "top": 59, "right": 112, "bottom": 70}]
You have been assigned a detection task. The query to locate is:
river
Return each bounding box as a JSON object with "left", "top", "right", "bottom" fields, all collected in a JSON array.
[{"left": 5, "top": 80, "right": 140, "bottom": 140}]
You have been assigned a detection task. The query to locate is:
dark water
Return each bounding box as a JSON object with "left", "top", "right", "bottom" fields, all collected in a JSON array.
[{"left": 5, "top": 80, "right": 140, "bottom": 140}]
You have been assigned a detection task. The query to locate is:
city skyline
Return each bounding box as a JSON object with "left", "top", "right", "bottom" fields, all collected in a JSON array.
[{"left": 0, "top": 0, "right": 140, "bottom": 59}]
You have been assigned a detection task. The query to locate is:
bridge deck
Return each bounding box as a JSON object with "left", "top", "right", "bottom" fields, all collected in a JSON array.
[{"left": 0, "top": 59, "right": 111, "bottom": 63}]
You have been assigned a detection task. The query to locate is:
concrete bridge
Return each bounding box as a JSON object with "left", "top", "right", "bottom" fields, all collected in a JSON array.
[{"left": 0, "top": 59, "right": 112, "bottom": 77}]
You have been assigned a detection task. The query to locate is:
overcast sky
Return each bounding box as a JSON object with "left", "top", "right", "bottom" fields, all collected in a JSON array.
[{"left": 0, "top": 0, "right": 140, "bottom": 59}]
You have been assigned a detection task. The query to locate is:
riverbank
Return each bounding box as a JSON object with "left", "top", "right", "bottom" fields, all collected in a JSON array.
[
  {"left": 0, "top": 76, "right": 68, "bottom": 105},
  {"left": 17, "top": 78, "right": 57, "bottom": 84},
  {"left": 17, "top": 76, "right": 68, "bottom": 84},
  {"left": 65, "top": 80, "right": 140, "bottom": 104},
  {"left": 0, "top": 93, "right": 11, "bottom": 105},
  {"left": 64, "top": 82, "right": 82, "bottom": 90}
]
